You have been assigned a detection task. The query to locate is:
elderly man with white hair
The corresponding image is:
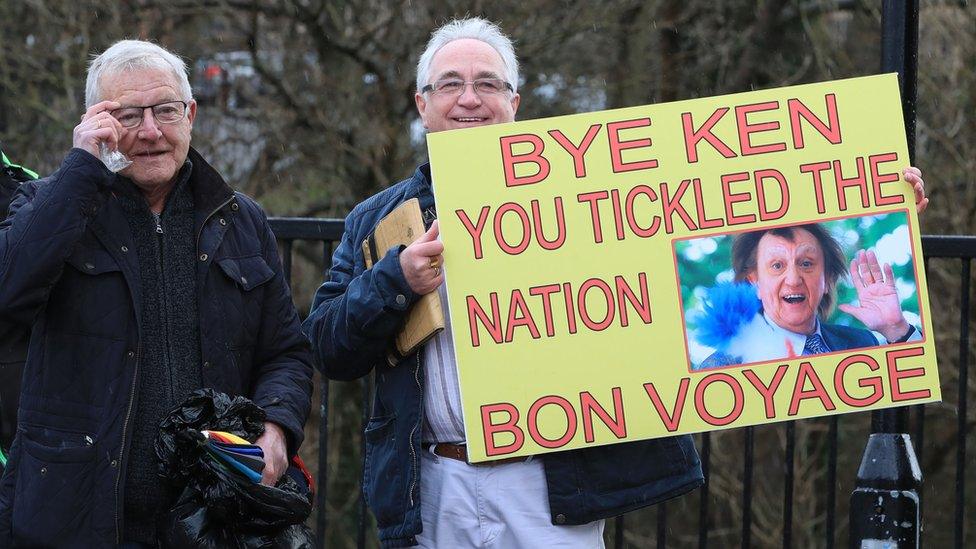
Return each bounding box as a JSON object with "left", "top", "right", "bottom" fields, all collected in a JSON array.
[
  {"left": 0, "top": 40, "right": 313, "bottom": 547},
  {"left": 304, "top": 18, "right": 703, "bottom": 548}
]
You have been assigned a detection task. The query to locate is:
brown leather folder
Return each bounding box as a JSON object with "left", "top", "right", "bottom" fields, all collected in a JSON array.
[{"left": 362, "top": 198, "right": 445, "bottom": 358}]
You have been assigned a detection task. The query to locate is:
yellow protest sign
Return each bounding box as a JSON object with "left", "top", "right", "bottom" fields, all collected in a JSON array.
[{"left": 427, "top": 74, "right": 940, "bottom": 463}]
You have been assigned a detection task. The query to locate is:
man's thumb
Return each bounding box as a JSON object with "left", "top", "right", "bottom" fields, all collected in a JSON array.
[
  {"left": 837, "top": 303, "right": 860, "bottom": 320},
  {"left": 417, "top": 219, "right": 439, "bottom": 243}
]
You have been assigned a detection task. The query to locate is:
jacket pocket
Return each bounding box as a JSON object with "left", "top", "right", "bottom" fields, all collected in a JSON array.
[
  {"left": 362, "top": 414, "right": 405, "bottom": 526},
  {"left": 65, "top": 246, "right": 122, "bottom": 276},
  {"left": 215, "top": 255, "right": 276, "bottom": 346},
  {"left": 216, "top": 255, "right": 275, "bottom": 291},
  {"left": 48, "top": 247, "right": 128, "bottom": 341},
  {"left": 574, "top": 435, "right": 693, "bottom": 494},
  {"left": 11, "top": 430, "right": 96, "bottom": 546}
]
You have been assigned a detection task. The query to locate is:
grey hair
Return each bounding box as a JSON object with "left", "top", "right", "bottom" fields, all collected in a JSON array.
[
  {"left": 416, "top": 17, "right": 519, "bottom": 94},
  {"left": 85, "top": 40, "right": 193, "bottom": 108}
]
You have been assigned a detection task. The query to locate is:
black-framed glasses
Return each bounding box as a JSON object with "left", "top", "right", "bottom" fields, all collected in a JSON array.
[
  {"left": 110, "top": 101, "right": 189, "bottom": 128},
  {"left": 422, "top": 78, "right": 514, "bottom": 96}
]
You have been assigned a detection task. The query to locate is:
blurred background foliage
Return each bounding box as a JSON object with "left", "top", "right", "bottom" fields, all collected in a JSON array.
[
  {"left": 677, "top": 213, "right": 921, "bottom": 364},
  {"left": 1, "top": 0, "right": 974, "bottom": 547}
]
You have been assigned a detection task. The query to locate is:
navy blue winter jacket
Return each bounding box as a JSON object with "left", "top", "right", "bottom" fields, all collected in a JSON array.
[
  {"left": 303, "top": 163, "right": 704, "bottom": 547},
  {"left": 0, "top": 148, "right": 313, "bottom": 547}
]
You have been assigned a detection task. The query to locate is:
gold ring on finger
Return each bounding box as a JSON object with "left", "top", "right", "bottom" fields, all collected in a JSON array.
[
  {"left": 433, "top": 266, "right": 441, "bottom": 277},
  {"left": 429, "top": 257, "right": 440, "bottom": 269}
]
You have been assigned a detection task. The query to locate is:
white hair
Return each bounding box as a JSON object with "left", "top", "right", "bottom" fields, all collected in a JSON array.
[
  {"left": 85, "top": 40, "right": 193, "bottom": 108},
  {"left": 416, "top": 17, "right": 519, "bottom": 94}
]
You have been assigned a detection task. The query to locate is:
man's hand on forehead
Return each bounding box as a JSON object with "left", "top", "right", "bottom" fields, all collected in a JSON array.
[{"left": 73, "top": 101, "right": 124, "bottom": 158}]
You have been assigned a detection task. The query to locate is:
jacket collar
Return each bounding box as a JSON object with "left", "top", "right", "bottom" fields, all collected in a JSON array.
[
  {"left": 187, "top": 146, "right": 235, "bottom": 214},
  {"left": 406, "top": 162, "right": 432, "bottom": 196},
  {"left": 110, "top": 147, "right": 234, "bottom": 215}
]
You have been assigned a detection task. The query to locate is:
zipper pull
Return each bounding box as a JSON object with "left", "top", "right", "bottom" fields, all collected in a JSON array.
[{"left": 153, "top": 212, "right": 164, "bottom": 234}]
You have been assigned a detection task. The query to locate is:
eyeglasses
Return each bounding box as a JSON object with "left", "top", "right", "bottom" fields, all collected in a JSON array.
[
  {"left": 422, "top": 78, "right": 513, "bottom": 96},
  {"left": 110, "top": 101, "right": 189, "bottom": 128}
]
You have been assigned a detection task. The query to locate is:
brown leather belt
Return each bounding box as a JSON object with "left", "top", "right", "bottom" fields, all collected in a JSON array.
[{"left": 424, "top": 442, "right": 530, "bottom": 466}]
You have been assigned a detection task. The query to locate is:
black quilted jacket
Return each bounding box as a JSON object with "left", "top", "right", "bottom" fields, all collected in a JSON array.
[{"left": 0, "top": 147, "right": 313, "bottom": 547}]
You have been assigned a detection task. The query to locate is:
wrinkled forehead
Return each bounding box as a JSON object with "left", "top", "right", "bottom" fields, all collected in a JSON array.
[
  {"left": 428, "top": 39, "right": 508, "bottom": 81},
  {"left": 757, "top": 230, "right": 824, "bottom": 259},
  {"left": 99, "top": 68, "right": 183, "bottom": 102}
]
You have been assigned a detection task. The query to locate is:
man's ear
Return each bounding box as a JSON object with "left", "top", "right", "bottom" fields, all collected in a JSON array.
[
  {"left": 415, "top": 92, "right": 429, "bottom": 129},
  {"left": 746, "top": 271, "right": 758, "bottom": 284},
  {"left": 186, "top": 100, "right": 198, "bottom": 128},
  {"left": 510, "top": 92, "right": 520, "bottom": 117}
]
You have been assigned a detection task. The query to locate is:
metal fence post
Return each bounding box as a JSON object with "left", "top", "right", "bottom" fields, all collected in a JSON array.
[{"left": 849, "top": 1, "right": 922, "bottom": 547}]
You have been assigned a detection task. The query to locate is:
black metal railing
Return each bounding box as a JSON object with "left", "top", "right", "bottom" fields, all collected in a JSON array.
[
  {"left": 269, "top": 217, "right": 344, "bottom": 542},
  {"left": 269, "top": 217, "right": 974, "bottom": 548}
]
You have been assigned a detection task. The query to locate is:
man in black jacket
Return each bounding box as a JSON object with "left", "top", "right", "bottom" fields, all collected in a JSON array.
[
  {"left": 0, "top": 41, "right": 313, "bottom": 547},
  {"left": 0, "top": 147, "right": 36, "bottom": 462}
]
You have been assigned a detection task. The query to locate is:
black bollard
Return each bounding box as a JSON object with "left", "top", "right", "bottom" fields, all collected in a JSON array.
[
  {"left": 849, "top": 1, "right": 922, "bottom": 547},
  {"left": 849, "top": 432, "right": 921, "bottom": 547}
]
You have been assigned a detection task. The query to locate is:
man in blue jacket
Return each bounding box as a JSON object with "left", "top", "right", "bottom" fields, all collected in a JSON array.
[
  {"left": 304, "top": 18, "right": 702, "bottom": 547},
  {"left": 0, "top": 40, "right": 313, "bottom": 547}
]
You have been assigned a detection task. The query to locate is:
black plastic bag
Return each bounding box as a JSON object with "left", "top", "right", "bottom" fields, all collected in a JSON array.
[{"left": 155, "top": 388, "right": 314, "bottom": 548}]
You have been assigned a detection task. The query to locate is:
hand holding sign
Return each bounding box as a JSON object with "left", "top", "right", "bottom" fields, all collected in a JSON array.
[
  {"left": 400, "top": 220, "right": 445, "bottom": 295},
  {"left": 903, "top": 167, "right": 927, "bottom": 213}
]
